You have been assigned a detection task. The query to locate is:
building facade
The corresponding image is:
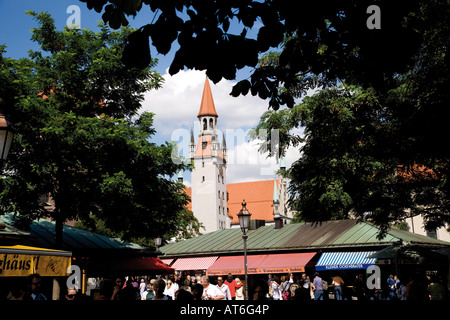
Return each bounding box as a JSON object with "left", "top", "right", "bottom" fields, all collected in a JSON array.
[
  {"left": 189, "top": 79, "right": 230, "bottom": 234},
  {"left": 186, "top": 79, "right": 294, "bottom": 234}
]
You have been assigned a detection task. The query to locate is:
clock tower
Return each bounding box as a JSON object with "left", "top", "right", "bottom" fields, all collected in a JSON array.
[{"left": 190, "top": 78, "right": 230, "bottom": 234}]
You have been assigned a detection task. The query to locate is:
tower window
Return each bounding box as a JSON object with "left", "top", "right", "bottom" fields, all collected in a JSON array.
[
  {"left": 203, "top": 119, "right": 207, "bottom": 130},
  {"left": 202, "top": 176, "right": 205, "bottom": 182},
  {"left": 209, "top": 118, "right": 214, "bottom": 129}
]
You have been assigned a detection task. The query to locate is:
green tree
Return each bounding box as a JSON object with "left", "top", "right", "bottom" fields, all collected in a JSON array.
[
  {"left": 254, "top": 85, "right": 448, "bottom": 235},
  {"left": 81, "top": 0, "right": 423, "bottom": 108},
  {"left": 0, "top": 11, "right": 200, "bottom": 248},
  {"left": 81, "top": 1, "right": 450, "bottom": 234},
  {"left": 246, "top": 0, "right": 450, "bottom": 235}
]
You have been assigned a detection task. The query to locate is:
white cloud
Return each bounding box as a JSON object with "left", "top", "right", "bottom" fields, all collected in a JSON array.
[
  {"left": 141, "top": 69, "right": 304, "bottom": 184},
  {"left": 141, "top": 69, "right": 270, "bottom": 138}
]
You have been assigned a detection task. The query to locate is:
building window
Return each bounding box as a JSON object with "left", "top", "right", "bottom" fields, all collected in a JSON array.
[
  {"left": 218, "top": 175, "right": 220, "bottom": 182},
  {"left": 218, "top": 191, "right": 220, "bottom": 199},
  {"left": 203, "top": 119, "right": 207, "bottom": 130},
  {"left": 202, "top": 176, "right": 205, "bottom": 182},
  {"left": 426, "top": 228, "right": 438, "bottom": 239},
  {"left": 202, "top": 161, "right": 205, "bottom": 168}
]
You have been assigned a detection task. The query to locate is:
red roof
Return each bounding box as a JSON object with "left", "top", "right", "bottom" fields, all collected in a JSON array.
[
  {"left": 227, "top": 180, "right": 279, "bottom": 224},
  {"left": 185, "top": 187, "right": 192, "bottom": 211},
  {"left": 184, "top": 179, "right": 279, "bottom": 224},
  {"left": 397, "top": 164, "right": 438, "bottom": 181},
  {"left": 197, "top": 78, "right": 218, "bottom": 117}
]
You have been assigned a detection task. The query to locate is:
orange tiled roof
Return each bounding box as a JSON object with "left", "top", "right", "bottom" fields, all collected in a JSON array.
[
  {"left": 197, "top": 78, "right": 218, "bottom": 118},
  {"left": 185, "top": 187, "right": 192, "bottom": 211},
  {"left": 397, "top": 164, "right": 438, "bottom": 181},
  {"left": 184, "top": 179, "right": 279, "bottom": 224},
  {"left": 227, "top": 180, "right": 279, "bottom": 224}
]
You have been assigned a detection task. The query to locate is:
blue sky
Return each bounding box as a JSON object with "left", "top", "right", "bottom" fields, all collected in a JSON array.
[
  {"left": 0, "top": 0, "right": 258, "bottom": 77},
  {"left": 0, "top": 0, "right": 176, "bottom": 74},
  {"left": 0, "top": 1, "right": 303, "bottom": 184}
]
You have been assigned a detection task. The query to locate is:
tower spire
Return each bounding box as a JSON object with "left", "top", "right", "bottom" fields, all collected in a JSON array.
[{"left": 197, "top": 78, "right": 218, "bottom": 118}]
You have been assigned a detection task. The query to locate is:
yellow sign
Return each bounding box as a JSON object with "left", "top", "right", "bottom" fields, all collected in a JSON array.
[{"left": 0, "top": 253, "right": 71, "bottom": 277}]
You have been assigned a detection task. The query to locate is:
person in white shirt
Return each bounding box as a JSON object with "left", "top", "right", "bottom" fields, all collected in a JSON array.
[
  {"left": 216, "top": 276, "right": 231, "bottom": 300},
  {"left": 271, "top": 276, "right": 281, "bottom": 300},
  {"left": 163, "top": 279, "right": 176, "bottom": 300},
  {"left": 200, "top": 276, "right": 224, "bottom": 300},
  {"left": 139, "top": 279, "right": 146, "bottom": 297}
]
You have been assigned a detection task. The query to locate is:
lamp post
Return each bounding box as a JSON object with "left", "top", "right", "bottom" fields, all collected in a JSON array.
[
  {"left": 0, "top": 99, "right": 14, "bottom": 168},
  {"left": 154, "top": 236, "right": 162, "bottom": 252},
  {"left": 237, "top": 199, "right": 251, "bottom": 300}
]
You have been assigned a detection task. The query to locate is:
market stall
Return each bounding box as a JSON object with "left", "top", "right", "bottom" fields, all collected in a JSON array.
[{"left": 0, "top": 245, "right": 71, "bottom": 277}]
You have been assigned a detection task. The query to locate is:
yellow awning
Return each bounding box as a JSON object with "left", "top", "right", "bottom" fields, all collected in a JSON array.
[{"left": 0, "top": 245, "right": 72, "bottom": 277}]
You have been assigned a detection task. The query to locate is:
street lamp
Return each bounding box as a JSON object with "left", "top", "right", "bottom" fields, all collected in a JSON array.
[
  {"left": 0, "top": 99, "right": 14, "bottom": 166},
  {"left": 154, "top": 236, "right": 162, "bottom": 251},
  {"left": 237, "top": 199, "right": 251, "bottom": 300}
]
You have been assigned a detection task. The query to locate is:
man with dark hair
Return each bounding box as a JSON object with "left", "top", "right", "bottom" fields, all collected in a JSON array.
[
  {"left": 24, "top": 274, "right": 47, "bottom": 300},
  {"left": 311, "top": 272, "right": 324, "bottom": 300},
  {"left": 224, "top": 273, "right": 242, "bottom": 300}
]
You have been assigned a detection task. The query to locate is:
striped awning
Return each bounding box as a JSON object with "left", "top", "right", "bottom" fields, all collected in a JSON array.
[
  {"left": 160, "top": 258, "right": 174, "bottom": 266},
  {"left": 315, "top": 251, "right": 377, "bottom": 271},
  {"left": 207, "top": 252, "right": 317, "bottom": 276},
  {"left": 171, "top": 256, "right": 218, "bottom": 271}
]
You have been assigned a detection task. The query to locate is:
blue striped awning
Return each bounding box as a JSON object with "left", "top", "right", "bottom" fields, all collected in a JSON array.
[{"left": 315, "top": 251, "right": 377, "bottom": 271}]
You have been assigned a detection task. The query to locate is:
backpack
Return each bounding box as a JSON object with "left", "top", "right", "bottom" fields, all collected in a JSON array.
[
  {"left": 322, "top": 280, "right": 328, "bottom": 290},
  {"left": 280, "top": 281, "right": 291, "bottom": 300},
  {"left": 290, "top": 283, "right": 299, "bottom": 297},
  {"left": 268, "top": 282, "right": 274, "bottom": 298},
  {"left": 281, "top": 281, "right": 291, "bottom": 292}
]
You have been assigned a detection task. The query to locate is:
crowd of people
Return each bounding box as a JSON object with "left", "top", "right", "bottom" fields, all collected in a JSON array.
[
  {"left": 254, "top": 271, "right": 448, "bottom": 301},
  {"left": 3, "top": 271, "right": 448, "bottom": 301},
  {"left": 91, "top": 273, "right": 245, "bottom": 301}
]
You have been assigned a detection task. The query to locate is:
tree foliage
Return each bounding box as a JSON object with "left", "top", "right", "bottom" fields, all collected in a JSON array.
[
  {"left": 81, "top": 0, "right": 423, "bottom": 109},
  {"left": 80, "top": 1, "right": 450, "bottom": 234},
  {"left": 0, "top": 11, "right": 200, "bottom": 247},
  {"left": 250, "top": 0, "right": 450, "bottom": 234}
]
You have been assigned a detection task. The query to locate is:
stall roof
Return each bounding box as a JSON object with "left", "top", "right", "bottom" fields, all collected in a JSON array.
[
  {"left": 0, "top": 213, "right": 143, "bottom": 252},
  {"left": 160, "top": 220, "right": 450, "bottom": 258},
  {"left": 0, "top": 218, "right": 30, "bottom": 243},
  {"left": 0, "top": 245, "right": 72, "bottom": 257}
]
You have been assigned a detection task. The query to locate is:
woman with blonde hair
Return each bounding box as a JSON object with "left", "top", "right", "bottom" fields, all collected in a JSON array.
[{"left": 235, "top": 278, "right": 244, "bottom": 300}]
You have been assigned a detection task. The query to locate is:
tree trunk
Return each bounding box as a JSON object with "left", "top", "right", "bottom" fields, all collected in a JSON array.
[{"left": 54, "top": 207, "right": 64, "bottom": 249}]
